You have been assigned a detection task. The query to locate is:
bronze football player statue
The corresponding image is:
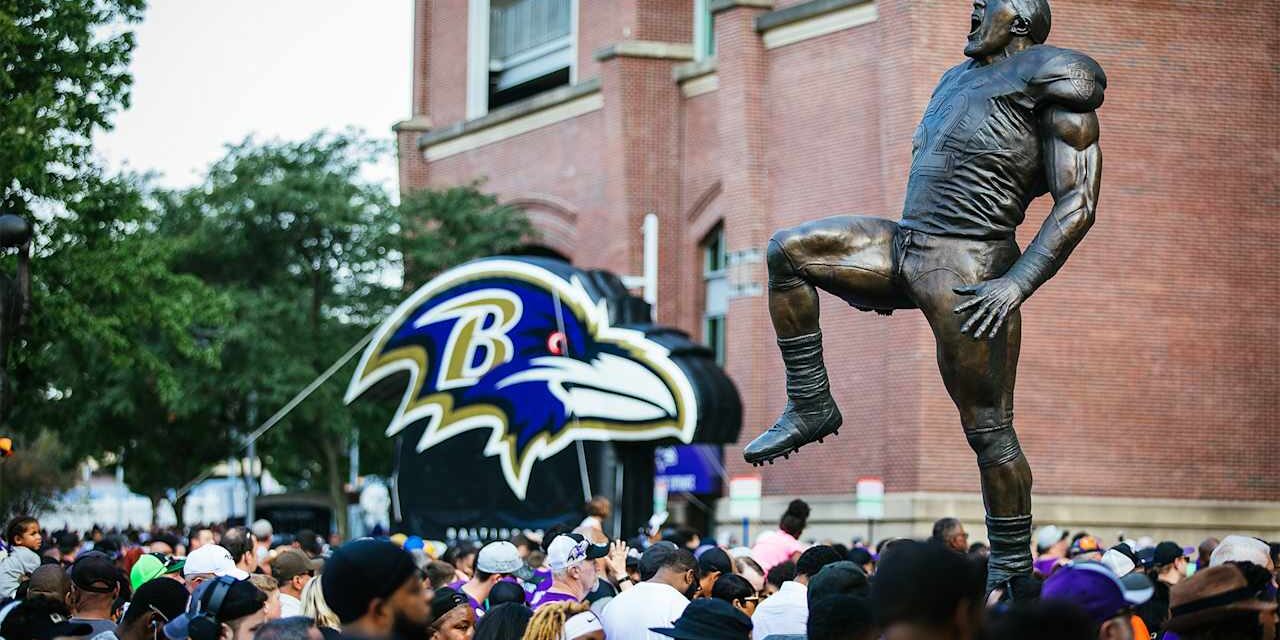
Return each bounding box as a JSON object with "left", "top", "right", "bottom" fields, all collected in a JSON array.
[{"left": 744, "top": 0, "right": 1105, "bottom": 589}]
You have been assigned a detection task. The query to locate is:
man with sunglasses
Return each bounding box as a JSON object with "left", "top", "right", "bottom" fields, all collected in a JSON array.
[{"left": 271, "top": 549, "right": 315, "bottom": 618}]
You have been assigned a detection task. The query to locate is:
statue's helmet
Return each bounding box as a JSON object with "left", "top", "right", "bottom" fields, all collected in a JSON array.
[{"left": 1011, "top": 0, "right": 1052, "bottom": 44}]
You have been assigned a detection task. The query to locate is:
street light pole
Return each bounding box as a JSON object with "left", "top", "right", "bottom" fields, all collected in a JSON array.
[{"left": 245, "top": 391, "right": 257, "bottom": 525}]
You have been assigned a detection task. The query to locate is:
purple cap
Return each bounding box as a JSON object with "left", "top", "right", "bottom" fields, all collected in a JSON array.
[{"left": 1041, "top": 561, "right": 1153, "bottom": 624}]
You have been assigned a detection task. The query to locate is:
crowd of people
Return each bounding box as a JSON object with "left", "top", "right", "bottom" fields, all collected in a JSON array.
[{"left": 0, "top": 498, "right": 1274, "bottom": 640}]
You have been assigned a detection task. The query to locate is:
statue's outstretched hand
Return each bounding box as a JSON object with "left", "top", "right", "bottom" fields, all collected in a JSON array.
[{"left": 953, "top": 278, "right": 1024, "bottom": 339}]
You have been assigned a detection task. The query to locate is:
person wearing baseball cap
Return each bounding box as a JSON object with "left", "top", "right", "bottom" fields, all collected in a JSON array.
[
  {"left": 183, "top": 544, "right": 250, "bottom": 593},
  {"left": 531, "top": 535, "right": 607, "bottom": 610},
  {"left": 1101, "top": 544, "right": 1141, "bottom": 578},
  {"left": 68, "top": 551, "right": 123, "bottom": 636},
  {"left": 1164, "top": 562, "right": 1278, "bottom": 639},
  {"left": 163, "top": 577, "right": 268, "bottom": 640},
  {"left": 1041, "top": 561, "right": 1153, "bottom": 640},
  {"left": 114, "top": 577, "right": 190, "bottom": 640},
  {"left": 1034, "top": 525, "right": 1070, "bottom": 577},
  {"left": 322, "top": 538, "right": 428, "bottom": 639},
  {"left": 0, "top": 597, "right": 94, "bottom": 640},
  {"left": 1135, "top": 540, "right": 1194, "bottom": 632},
  {"left": 271, "top": 549, "right": 315, "bottom": 618},
  {"left": 131, "top": 552, "right": 187, "bottom": 591},
  {"left": 1068, "top": 535, "right": 1105, "bottom": 562},
  {"left": 448, "top": 540, "right": 528, "bottom": 617}
]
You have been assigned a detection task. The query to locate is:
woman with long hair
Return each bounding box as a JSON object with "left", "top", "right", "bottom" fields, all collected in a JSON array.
[
  {"left": 523, "top": 600, "right": 603, "bottom": 640},
  {"left": 301, "top": 574, "right": 341, "bottom": 633}
]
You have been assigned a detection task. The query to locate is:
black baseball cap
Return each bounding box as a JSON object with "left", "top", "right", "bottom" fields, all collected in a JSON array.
[
  {"left": 122, "top": 578, "right": 190, "bottom": 626},
  {"left": 0, "top": 599, "right": 92, "bottom": 640},
  {"left": 697, "top": 548, "right": 732, "bottom": 576},
  {"left": 430, "top": 587, "right": 470, "bottom": 623},
  {"left": 70, "top": 551, "right": 118, "bottom": 593},
  {"left": 651, "top": 598, "right": 752, "bottom": 640},
  {"left": 164, "top": 577, "right": 267, "bottom": 639},
  {"left": 322, "top": 539, "right": 419, "bottom": 624},
  {"left": 1153, "top": 541, "right": 1191, "bottom": 567}
]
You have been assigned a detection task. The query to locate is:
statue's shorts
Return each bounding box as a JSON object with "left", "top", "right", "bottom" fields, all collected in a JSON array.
[{"left": 767, "top": 215, "right": 1022, "bottom": 430}]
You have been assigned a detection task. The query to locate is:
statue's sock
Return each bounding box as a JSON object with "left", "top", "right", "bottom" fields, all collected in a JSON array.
[
  {"left": 986, "top": 514, "right": 1033, "bottom": 592},
  {"left": 779, "top": 330, "right": 831, "bottom": 406}
]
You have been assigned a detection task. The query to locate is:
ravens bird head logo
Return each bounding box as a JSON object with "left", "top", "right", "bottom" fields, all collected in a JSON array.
[{"left": 346, "top": 258, "right": 697, "bottom": 499}]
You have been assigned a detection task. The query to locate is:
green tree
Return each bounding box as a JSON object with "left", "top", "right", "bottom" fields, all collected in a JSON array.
[
  {"left": 0, "top": 0, "right": 146, "bottom": 214},
  {"left": 161, "top": 132, "right": 397, "bottom": 537},
  {"left": 163, "top": 135, "right": 536, "bottom": 537},
  {"left": 9, "top": 172, "right": 232, "bottom": 523}
]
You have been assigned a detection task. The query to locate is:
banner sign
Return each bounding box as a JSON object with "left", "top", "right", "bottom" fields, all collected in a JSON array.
[
  {"left": 346, "top": 257, "right": 741, "bottom": 538},
  {"left": 655, "top": 444, "right": 722, "bottom": 494}
]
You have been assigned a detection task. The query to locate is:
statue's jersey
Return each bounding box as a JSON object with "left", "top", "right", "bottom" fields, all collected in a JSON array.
[{"left": 900, "top": 45, "right": 1106, "bottom": 239}]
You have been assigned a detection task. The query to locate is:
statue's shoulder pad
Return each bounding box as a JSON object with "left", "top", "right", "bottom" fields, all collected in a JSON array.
[{"left": 1027, "top": 46, "right": 1107, "bottom": 112}]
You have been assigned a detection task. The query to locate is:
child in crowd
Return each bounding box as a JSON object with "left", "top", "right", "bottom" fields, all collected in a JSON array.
[{"left": 0, "top": 516, "right": 44, "bottom": 598}]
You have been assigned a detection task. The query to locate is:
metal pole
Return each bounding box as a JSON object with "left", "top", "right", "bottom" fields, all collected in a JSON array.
[
  {"left": 245, "top": 392, "right": 258, "bottom": 525},
  {"left": 115, "top": 454, "right": 125, "bottom": 528},
  {"left": 642, "top": 213, "right": 658, "bottom": 309},
  {"left": 347, "top": 427, "right": 362, "bottom": 539}
]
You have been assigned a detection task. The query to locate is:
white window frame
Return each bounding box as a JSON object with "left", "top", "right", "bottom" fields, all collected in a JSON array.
[{"left": 467, "top": 0, "right": 579, "bottom": 120}]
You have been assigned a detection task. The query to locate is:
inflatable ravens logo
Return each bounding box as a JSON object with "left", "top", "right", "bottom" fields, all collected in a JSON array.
[{"left": 346, "top": 258, "right": 698, "bottom": 499}]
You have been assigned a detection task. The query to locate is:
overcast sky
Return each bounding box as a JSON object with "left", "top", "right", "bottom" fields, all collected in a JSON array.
[{"left": 94, "top": 0, "right": 413, "bottom": 190}]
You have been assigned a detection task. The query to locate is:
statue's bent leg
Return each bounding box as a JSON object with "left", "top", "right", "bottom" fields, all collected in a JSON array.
[
  {"left": 901, "top": 231, "right": 1032, "bottom": 591},
  {"left": 745, "top": 216, "right": 912, "bottom": 466}
]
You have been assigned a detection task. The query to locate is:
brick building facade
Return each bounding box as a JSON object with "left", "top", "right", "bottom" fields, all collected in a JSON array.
[{"left": 396, "top": 0, "right": 1279, "bottom": 543}]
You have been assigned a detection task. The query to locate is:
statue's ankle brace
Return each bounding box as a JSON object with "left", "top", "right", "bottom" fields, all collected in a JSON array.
[{"left": 778, "top": 331, "right": 830, "bottom": 403}]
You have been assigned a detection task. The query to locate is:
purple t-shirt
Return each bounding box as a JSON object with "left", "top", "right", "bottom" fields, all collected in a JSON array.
[
  {"left": 447, "top": 580, "right": 485, "bottom": 617},
  {"left": 530, "top": 589, "right": 580, "bottom": 610}
]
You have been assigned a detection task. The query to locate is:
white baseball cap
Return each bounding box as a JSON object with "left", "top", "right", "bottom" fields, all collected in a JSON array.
[
  {"left": 1101, "top": 548, "right": 1136, "bottom": 577},
  {"left": 562, "top": 611, "right": 603, "bottom": 640},
  {"left": 476, "top": 541, "right": 525, "bottom": 574},
  {"left": 1209, "top": 535, "right": 1272, "bottom": 568},
  {"left": 547, "top": 534, "right": 608, "bottom": 573},
  {"left": 1035, "top": 525, "right": 1068, "bottom": 551},
  {"left": 182, "top": 544, "right": 250, "bottom": 580}
]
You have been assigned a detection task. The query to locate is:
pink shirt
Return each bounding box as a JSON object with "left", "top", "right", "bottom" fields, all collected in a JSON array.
[{"left": 751, "top": 530, "right": 804, "bottom": 571}]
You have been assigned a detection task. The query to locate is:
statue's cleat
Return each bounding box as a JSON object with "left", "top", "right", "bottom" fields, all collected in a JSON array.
[{"left": 743, "top": 397, "right": 842, "bottom": 465}]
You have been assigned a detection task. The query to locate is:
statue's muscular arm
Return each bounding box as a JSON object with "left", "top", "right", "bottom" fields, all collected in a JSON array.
[{"left": 954, "top": 107, "right": 1101, "bottom": 339}]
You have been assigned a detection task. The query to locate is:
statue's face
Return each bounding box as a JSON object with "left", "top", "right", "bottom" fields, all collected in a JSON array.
[{"left": 964, "top": 0, "right": 1019, "bottom": 59}]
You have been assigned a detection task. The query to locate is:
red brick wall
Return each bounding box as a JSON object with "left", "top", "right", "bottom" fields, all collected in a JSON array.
[{"left": 402, "top": 0, "right": 1280, "bottom": 503}]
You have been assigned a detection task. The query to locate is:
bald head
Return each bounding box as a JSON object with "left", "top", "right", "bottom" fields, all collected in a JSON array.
[{"left": 27, "top": 564, "right": 70, "bottom": 603}]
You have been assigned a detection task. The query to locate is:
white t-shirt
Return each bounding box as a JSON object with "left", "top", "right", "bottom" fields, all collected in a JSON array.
[
  {"left": 751, "top": 581, "right": 807, "bottom": 640},
  {"left": 600, "top": 581, "right": 689, "bottom": 640},
  {"left": 279, "top": 592, "right": 304, "bottom": 618}
]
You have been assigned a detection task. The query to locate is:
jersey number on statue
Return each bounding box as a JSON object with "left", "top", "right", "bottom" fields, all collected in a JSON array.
[{"left": 911, "top": 92, "right": 969, "bottom": 177}]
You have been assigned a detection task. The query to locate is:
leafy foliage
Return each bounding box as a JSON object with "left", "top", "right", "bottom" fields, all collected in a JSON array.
[
  {"left": 398, "top": 183, "right": 535, "bottom": 285},
  {"left": 0, "top": 0, "right": 146, "bottom": 212}
]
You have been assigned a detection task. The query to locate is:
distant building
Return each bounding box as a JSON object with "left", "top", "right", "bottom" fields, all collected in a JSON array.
[{"left": 396, "top": 0, "right": 1279, "bottom": 543}]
